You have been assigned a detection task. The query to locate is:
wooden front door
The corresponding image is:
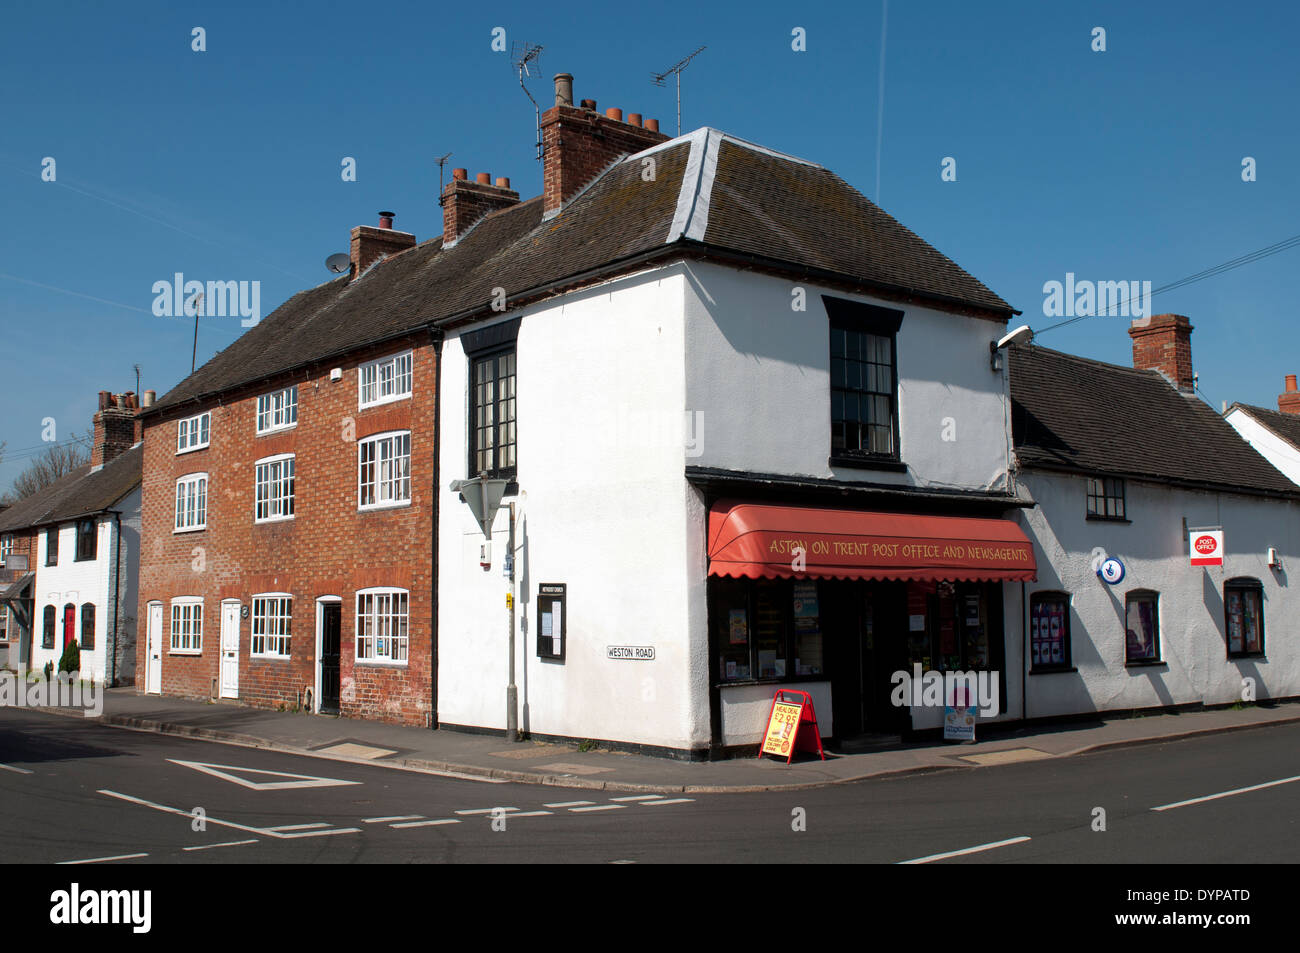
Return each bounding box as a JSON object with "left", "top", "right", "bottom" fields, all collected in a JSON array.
[{"left": 63, "top": 604, "right": 75, "bottom": 651}]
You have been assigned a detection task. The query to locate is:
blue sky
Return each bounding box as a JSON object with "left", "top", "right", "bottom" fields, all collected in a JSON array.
[{"left": 1, "top": 0, "right": 1297, "bottom": 489}]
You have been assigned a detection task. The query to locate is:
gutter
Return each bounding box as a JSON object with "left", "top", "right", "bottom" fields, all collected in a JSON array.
[
  {"left": 430, "top": 327, "right": 444, "bottom": 729},
  {"left": 111, "top": 510, "right": 121, "bottom": 687},
  {"left": 1016, "top": 460, "right": 1300, "bottom": 503}
]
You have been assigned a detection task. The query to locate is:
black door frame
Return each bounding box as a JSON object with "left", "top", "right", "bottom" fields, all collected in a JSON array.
[{"left": 318, "top": 599, "right": 342, "bottom": 715}]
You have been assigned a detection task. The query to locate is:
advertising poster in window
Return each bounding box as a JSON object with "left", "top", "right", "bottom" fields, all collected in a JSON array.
[
  {"left": 792, "top": 581, "right": 823, "bottom": 676},
  {"left": 1032, "top": 600, "right": 1065, "bottom": 667},
  {"left": 1227, "top": 590, "right": 1243, "bottom": 653},
  {"left": 728, "top": 609, "right": 748, "bottom": 645}
]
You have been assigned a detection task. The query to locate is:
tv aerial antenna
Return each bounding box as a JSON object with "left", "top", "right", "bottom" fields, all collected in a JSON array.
[
  {"left": 652, "top": 46, "right": 706, "bottom": 136},
  {"left": 435, "top": 151, "right": 453, "bottom": 206},
  {"left": 511, "top": 42, "right": 545, "bottom": 160}
]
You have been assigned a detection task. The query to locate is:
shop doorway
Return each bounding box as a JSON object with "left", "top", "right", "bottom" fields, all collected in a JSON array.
[{"left": 828, "top": 580, "right": 908, "bottom": 740}]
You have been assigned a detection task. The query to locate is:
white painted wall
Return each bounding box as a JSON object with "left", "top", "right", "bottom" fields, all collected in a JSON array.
[
  {"left": 681, "top": 261, "right": 1012, "bottom": 491},
  {"left": 30, "top": 489, "right": 140, "bottom": 685},
  {"left": 1225, "top": 408, "right": 1300, "bottom": 486},
  {"left": 437, "top": 266, "right": 713, "bottom": 751},
  {"left": 1016, "top": 470, "right": 1300, "bottom": 717}
]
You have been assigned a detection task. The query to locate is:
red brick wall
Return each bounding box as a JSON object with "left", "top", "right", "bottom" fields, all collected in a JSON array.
[
  {"left": 1129, "top": 313, "right": 1194, "bottom": 391},
  {"left": 349, "top": 225, "right": 416, "bottom": 277},
  {"left": 541, "top": 104, "right": 669, "bottom": 216},
  {"left": 442, "top": 179, "right": 519, "bottom": 244},
  {"left": 136, "top": 335, "right": 435, "bottom": 725}
]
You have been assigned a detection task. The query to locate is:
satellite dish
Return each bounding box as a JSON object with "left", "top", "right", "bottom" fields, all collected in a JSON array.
[
  {"left": 325, "top": 253, "right": 351, "bottom": 274},
  {"left": 996, "top": 324, "right": 1034, "bottom": 349}
]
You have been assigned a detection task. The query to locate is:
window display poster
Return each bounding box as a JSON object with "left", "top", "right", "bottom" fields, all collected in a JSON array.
[
  {"left": 792, "top": 581, "right": 819, "bottom": 619},
  {"left": 1032, "top": 601, "right": 1065, "bottom": 666},
  {"left": 758, "top": 650, "right": 779, "bottom": 678},
  {"left": 729, "top": 609, "right": 748, "bottom": 645}
]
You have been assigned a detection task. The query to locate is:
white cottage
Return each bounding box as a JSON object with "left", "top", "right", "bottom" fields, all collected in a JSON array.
[
  {"left": 434, "top": 75, "right": 1039, "bottom": 758},
  {"left": 0, "top": 392, "right": 142, "bottom": 685},
  {"left": 1009, "top": 317, "right": 1300, "bottom": 718}
]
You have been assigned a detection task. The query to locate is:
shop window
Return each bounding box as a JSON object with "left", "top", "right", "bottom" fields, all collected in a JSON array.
[
  {"left": 1030, "top": 591, "right": 1071, "bottom": 670},
  {"left": 1086, "top": 476, "right": 1126, "bottom": 520},
  {"left": 1225, "top": 578, "right": 1264, "bottom": 657},
  {"left": 76, "top": 519, "right": 97, "bottom": 561},
  {"left": 42, "top": 605, "right": 55, "bottom": 649},
  {"left": 824, "top": 296, "right": 904, "bottom": 468},
  {"left": 1125, "top": 590, "right": 1160, "bottom": 663},
  {"left": 711, "top": 578, "right": 825, "bottom": 683},
  {"left": 80, "top": 603, "right": 95, "bottom": 651}
]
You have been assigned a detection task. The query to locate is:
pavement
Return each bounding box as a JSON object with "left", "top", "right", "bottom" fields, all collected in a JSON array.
[{"left": 31, "top": 688, "right": 1300, "bottom": 793}]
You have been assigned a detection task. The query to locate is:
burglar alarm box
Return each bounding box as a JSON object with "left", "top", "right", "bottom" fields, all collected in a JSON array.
[{"left": 537, "top": 584, "right": 566, "bottom": 660}]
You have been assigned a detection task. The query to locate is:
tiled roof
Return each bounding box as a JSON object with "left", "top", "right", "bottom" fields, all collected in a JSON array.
[
  {"left": 0, "top": 445, "right": 142, "bottom": 533},
  {"left": 1228, "top": 402, "right": 1300, "bottom": 453},
  {"left": 149, "top": 128, "right": 1013, "bottom": 414},
  {"left": 1010, "top": 346, "right": 1298, "bottom": 497}
]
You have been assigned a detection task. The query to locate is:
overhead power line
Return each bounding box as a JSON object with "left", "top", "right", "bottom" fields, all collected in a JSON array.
[{"left": 1036, "top": 231, "right": 1300, "bottom": 336}]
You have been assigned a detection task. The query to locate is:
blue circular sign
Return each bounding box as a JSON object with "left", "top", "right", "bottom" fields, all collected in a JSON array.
[{"left": 1098, "top": 557, "right": 1125, "bottom": 585}]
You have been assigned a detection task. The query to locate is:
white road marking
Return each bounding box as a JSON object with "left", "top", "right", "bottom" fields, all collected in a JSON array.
[
  {"left": 570, "top": 804, "right": 625, "bottom": 812},
  {"left": 365, "top": 815, "right": 423, "bottom": 824},
  {"left": 455, "top": 807, "right": 519, "bottom": 815},
  {"left": 898, "top": 836, "right": 1031, "bottom": 865},
  {"left": 267, "top": 823, "right": 329, "bottom": 831},
  {"left": 391, "top": 818, "right": 460, "bottom": 828},
  {"left": 168, "top": 759, "right": 362, "bottom": 791},
  {"left": 1152, "top": 775, "right": 1300, "bottom": 812},
  {"left": 182, "top": 839, "right": 258, "bottom": 852},
  {"left": 510, "top": 811, "right": 553, "bottom": 817},
  {"left": 0, "top": 763, "right": 33, "bottom": 774},
  {"left": 611, "top": 795, "right": 663, "bottom": 802},
  {"left": 639, "top": 798, "right": 694, "bottom": 806},
  {"left": 97, "top": 790, "right": 360, "bottom": 840},
  {"left": 58, "top": 853, "right": 149, "bottom": 865},
  {"left": 544, "top": 800, "right": 595, "bottom": 808}
]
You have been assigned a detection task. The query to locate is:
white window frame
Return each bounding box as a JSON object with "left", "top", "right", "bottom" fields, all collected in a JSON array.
[
  {"left": 256, "top": 385, "right": 298, "bottom": 434},
  {"left": 250, "top": 593, "right": 293, "bottom": 658},
  {"left": 355, "top": 587, "right": 409, "bottom": 665},
  {"left": 176, "top": 411, "right": 211, "bottom": 454},
  {"left": 170, "top": 598, "right": 204, "bottom": 654},
  {"left": 358, "top": 430, "right": 412, "bottom": 510},
  {"left": 174, "top": 473, "right": 208, "bottom": 533},
  {"left": 359, "top": 350, "right": 413, "bottom": 409},
  {"left": 0, "top": 534, "right": 11, "bottom": 567},
  {"left": 254, "top": 454, "right": 296, "bottom": 523}
]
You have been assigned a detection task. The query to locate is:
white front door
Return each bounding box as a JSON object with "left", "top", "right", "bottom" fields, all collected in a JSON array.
[
  {"left": 146, "top": 603, "right": 163, "bottom": 694},
  {"left": 220, "top": 600, "right": 240, "bottom": 699}
]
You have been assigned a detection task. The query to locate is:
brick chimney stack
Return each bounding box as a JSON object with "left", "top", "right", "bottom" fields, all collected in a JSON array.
[
  {"left": 541, "top": 72, "right": 669, "bottom": 217},
  {"left": 1129, "top": 314, "right": 1195, "bottom": 392},
  {"left": 349, "top": 211, "right": 416, "bottom": 279},
  {"left": 92, "top": 391, "right": 139, "bottom": 468},
  {"left": 441, "top": 170, "right": 520, "bottom": 246},
  {"left": 1279, "top": 374, "right": 1300, "bottom": 415}
]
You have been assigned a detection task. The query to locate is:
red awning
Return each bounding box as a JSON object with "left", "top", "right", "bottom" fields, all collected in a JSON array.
[{"left": 707, "top": 500, "right": 1037, "bottom": 582}]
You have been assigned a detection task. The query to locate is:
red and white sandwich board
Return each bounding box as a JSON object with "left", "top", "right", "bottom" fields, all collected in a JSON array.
[{"left": 1190, "top": 528, "right": 1224, "bottom": 567}]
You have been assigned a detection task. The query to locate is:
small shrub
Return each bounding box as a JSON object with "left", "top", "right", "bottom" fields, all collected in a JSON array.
[{"left": 59, "top": 640, "right": 81, "bottom": 675}]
